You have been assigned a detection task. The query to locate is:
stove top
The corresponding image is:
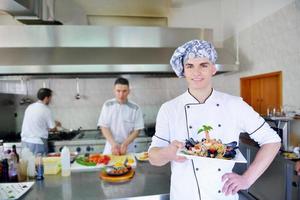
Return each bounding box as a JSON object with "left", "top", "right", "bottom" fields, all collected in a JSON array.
[
  {"left": 73, "top": 130, "right": 103, "bottom": 140},
  {"left": 48, "top": 129, "right": 103, "bottom": 142},
  {"left": 47, "top": 129, "right": 104, "bottom": 153}
]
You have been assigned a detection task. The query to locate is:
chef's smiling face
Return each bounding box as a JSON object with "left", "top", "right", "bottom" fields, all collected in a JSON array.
[
  {"left": 183, "top": 57, "right": 217, "bottom": 90},
  {"left": 114, "top": 84, "right": 130, "bottom": 104}
]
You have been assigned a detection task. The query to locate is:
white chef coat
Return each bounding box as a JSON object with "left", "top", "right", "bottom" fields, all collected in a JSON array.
[
  {"left": 21, "top": 101, "right": 55, "bottom": 144},
  {"left": 97, "top": 98, "right": 144, "bottom": 154},
  {"left": 149, "top": 89, "right": 281, "bottom": 200}
]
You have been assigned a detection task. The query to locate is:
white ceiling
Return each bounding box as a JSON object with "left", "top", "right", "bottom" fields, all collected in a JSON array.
[{"left": 0, "top": 0, "right": 295, "bottom": 43}]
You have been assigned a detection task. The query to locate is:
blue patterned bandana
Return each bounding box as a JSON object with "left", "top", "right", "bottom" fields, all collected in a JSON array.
[{"left": 170, "top": 40, "right": 218, "bottom": 77}]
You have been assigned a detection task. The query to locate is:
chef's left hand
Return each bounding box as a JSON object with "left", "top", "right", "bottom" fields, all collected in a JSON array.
[
  {"left": 221, "top": 173, "right": 251, "bottom": 196},
  {"left": 295, "top": 161, "right": 300, "bottom": 175},
  {"left": 55, "top": 120, "right": 62, "bottom": 127},
  {"left": 120, "top": 142, "right": 128, "bottom": 155}
]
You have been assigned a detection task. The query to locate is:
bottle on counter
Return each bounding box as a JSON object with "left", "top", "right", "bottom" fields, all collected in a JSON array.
[
  {"left": 61, "top": 146, "right": 71, "bottom": 177},
  {"left": 21, "top": 147, "right": 35, "bottom": 179},
  {"left": 0, "top": 140, "right": 3, "bottom": 182},
  {"left": 1, "top": 159, "right": 9, "bottom": 182},
  {"left": 8, "top": 152, "right": 18, "bottom": 182},
  {"left": 12, "top": 145, "right": 19, "bottom": 163},
  {"left": 0, "top": 140, "right": 4, "bottom": 160},
  {"left": 35, "top": 153, "right": 44, "bottom": 180}
]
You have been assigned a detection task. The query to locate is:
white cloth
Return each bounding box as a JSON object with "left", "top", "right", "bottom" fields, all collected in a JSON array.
[
  {"left": 21, "top": 101, "right": 55, "bottom": 144},
  {"left": 97, "top": 99, "right": 144, "bottom": 154},
  {"left": 149, "top": 89, "right": 281, "bottom": 200}
]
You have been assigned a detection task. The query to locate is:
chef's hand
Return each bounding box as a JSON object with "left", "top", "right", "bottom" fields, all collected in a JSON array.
[
  {"left": 295, "top": 161, "right": 300, "bottom": 175},
  {"left": 111, "top": 143, "right": 121, "bottom": 155},
  {"left": 55, "top": 120, "right": 61, "bottom": 128},
  {"left": 120, "top": 142, "right": 128, "bottom": 155},
  {"left": 221, "top": 173, "right": 251, "bottom": 196},
  {"left": 166, "top": 140, "right": 186, "bottom": 162}
]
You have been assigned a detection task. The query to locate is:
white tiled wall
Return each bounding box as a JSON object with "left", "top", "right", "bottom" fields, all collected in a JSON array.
[
  {"left": 213, "top": 2, "right": 300, "bottom": 110},
  {"left": 0, "top": 77, "right": 187, "bottom": 131}
]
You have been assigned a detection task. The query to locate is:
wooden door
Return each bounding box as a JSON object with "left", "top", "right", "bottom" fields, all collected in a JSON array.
[
  {"left": 260, "top": 76, "right": 281, "bottom": 115},
  {"left": 250, "top": 78, "right": 261, "bottom": 113},
  {"left": 240, "top": 71, "right": 282, "bottom": 115}
]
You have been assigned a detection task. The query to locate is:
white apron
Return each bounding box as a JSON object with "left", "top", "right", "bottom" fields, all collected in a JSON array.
[{"left": 170, "top": 99, "right": 239, "bottom": 200}]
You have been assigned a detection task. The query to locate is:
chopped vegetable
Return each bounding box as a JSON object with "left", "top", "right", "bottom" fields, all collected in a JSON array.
[{"left": 75, "top": 157, "right": 97, "bottom": 166}]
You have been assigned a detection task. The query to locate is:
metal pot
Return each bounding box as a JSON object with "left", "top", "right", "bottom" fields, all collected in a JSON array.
[
  {"left": 49, "top": 127, "right": 82, "bottom": 141},
  {"left": 144, "top": 124, "right": 155, "bottom": 137}
]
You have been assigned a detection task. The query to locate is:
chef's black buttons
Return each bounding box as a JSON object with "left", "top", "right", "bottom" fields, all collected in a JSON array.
[
  {"left": 218, "top": 124, "right": 221, "bottom": 127},
  {"left": 218, "top": 168, "right": 221, "bottom": 171},
  {"left": 195, "top": 168, "right": 199, "bottom": 171},
  {"left": 216, "top": 103, "right": 219, "bottom": 107},
  {"left": 187, "top": 105, "right": 190, "bottom": 108},
  {"left": 189, "top": 126, "right": 192, "bottom": 129},
  {"left": 218, "top": 190, "right": 221, "bottom": 193}
]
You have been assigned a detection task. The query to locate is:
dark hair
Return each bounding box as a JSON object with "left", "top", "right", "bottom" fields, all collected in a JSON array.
[
  {"left": 114, "top": 77, "right": 129, "bottom": 86},
  {"left": 37, "top": 88, "right": 52, "bottom": 100}
]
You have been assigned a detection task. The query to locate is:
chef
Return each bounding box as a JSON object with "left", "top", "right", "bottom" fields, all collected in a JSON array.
[
  {"left": 148, "top": 40, "right": 281, "bottom": 200},
  {"left": 21, "top": 88, "right": 61, "bottom": 155},
  {"left": 97, "top": 77, "right": 144, "bottom": 155}
]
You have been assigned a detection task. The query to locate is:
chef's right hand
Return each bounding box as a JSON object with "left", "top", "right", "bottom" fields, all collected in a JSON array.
[
  {"left": 111, "top": 143, "right": 121, "bottom": 155},
  {"left": 166, "top": 140, "right": 186, "bottom": 162},
  {"left": 55, "top": 120, "right": 62, "bottom": 127}
]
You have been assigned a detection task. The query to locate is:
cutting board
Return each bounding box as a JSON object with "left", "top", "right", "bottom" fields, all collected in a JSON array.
[
  {"left": 71, "top": 154, "right": 137, "bottom": 172},
  {"left": 71, "top": 161, "right": 102, "bottom": 172},
  {"left": 99, "top": 169, "right": 135, "bottom": 183}
]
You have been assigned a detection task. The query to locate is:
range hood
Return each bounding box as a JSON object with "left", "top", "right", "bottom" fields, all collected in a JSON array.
[
  {"left": 0, "top": 0, "right": 62, "bottom": 25},
  {"left": 0, "top": 25, "right": 239, "bottom": 75}
]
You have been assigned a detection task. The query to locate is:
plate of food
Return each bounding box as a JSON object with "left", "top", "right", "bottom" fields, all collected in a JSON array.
[
  {"left": 135, "top": 152, "right": 149, "bottom": 161},
  {"left": 282, "top": 152, "right": 300, "bottom": 160},
  {"left": 99, "top": 165, "right": 135, "bottom": 182},
  {"left": 104, "top": 165, "right": 132, "bottom": 176},
  {"left": 108, "top": 154, "right": 136, "bottom": 167},
  {"left": 177, "top": 138, "right": 247, "bottom": 163}
]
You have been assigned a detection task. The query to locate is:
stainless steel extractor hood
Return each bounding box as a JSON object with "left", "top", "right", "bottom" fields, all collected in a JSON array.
[
  {"left": 0, "top": 25, "right": 239, "bottom": 75},
  {"left": 0, "top": 0, "right": 62, "bottom": 24}
]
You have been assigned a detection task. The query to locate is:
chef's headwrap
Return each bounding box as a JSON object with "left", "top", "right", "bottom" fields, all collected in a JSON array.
[{"left": 170, "top": 39, "right": 218, "bottom": 77}]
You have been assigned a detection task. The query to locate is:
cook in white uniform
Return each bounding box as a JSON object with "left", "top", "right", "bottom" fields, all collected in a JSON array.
[
  {"left": 21, "top": 88, "right": 61, "bottom": 155},
  {"left": 148, "top": 40, "right": 281, "bottom": 200},
  {"left": 97, "top": 77, "right": 144, "bottom": 155}
]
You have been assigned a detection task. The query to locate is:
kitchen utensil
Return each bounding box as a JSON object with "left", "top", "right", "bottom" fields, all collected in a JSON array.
[
  {"left": 75, "top": 78, "right": 80, "bottom": 100},
  {"left": 19, "top": 79, "right": 33, "bottom": 105}
]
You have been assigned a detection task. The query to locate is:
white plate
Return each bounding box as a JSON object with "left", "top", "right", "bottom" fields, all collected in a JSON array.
[
  {"left": 135, "top": 152, "right": 149, "bottom": 161},
  {"left": 177, "top": 149, "right": 247, "bottom": 163}
]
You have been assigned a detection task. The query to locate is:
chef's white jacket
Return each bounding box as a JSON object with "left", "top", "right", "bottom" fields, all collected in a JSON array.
[
  {"left": 149, "top": 89, "right": 281, "bottom": 200},
  {"left": 98, "top": 99, "right": 144, "bottom": 154},
  {"left": 21, "top": 101, "right": 55, "bottom": 144}
]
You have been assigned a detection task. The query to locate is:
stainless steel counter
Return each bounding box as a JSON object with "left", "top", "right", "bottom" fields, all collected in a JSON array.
[{"left": 20, "top": 162, "right": 171, "bottom": 200}]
